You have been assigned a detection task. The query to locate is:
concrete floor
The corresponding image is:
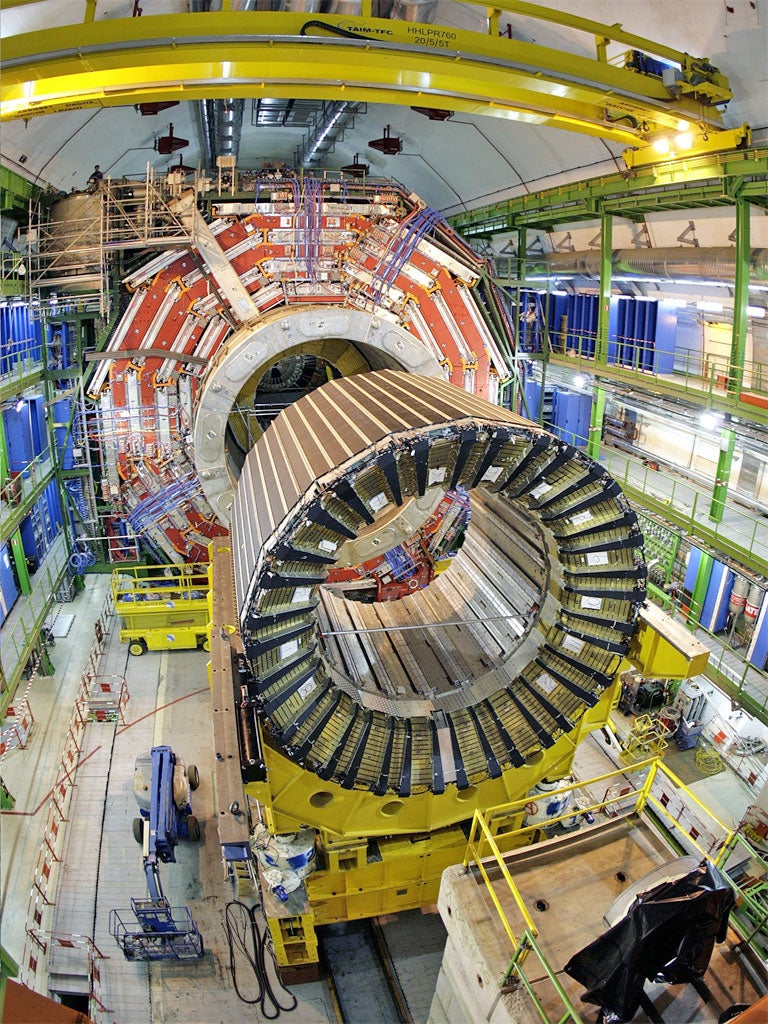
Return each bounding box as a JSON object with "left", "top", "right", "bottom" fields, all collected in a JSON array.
[
  {"left": 2, "top": 569, "right": 764, "bottom": 1024},
  {"left": 1, "top": 574, "right": 337, "bottom": 1024}
]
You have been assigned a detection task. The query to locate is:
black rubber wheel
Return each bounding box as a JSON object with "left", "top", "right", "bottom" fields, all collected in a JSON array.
[
  {"left": 187, "top": 764, "right": 200, "bottom": 791},
  {"left": 202, "top": 637, "right": 211, "bottom": 652},
  {"left": 133, "top": 817, "right": 144, "bottom": 844},
  {"left": 128, "top": 638, "right": 147, "bottom": 656},
  {"left": 187, "top": 815, "right": 201, "bottom": 842}
]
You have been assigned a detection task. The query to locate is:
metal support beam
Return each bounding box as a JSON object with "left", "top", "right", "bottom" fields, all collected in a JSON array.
[
  {"left": 0, "top": 8, "right": 739, "bottom": 167},
  {"left": 595, "top": 213, "right": 611, "bottom": 366},
  {"left": 9, "top": 528, "right": 31, "bottom": 596},
  {"left": 449, "top": 148, "right": 768, "bottom": 237},
  {"left": 686, "top": 549, "right": 713, "bottom": 631},
  {"left": 587, "top": 385, "right": 605, "bottom": 461},
  {"left": 709, "top": 426, "right": 736, "bottom": 524},
  {"left": 730, "top": 198, "right": 750, "bottom": 398}
]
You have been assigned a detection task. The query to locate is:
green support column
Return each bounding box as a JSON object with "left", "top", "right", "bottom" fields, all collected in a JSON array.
[
  {"left": 512, "top": 227, "right": 527, "bottom": 417},
  {"left": 595, "top": 213, "right": 612, "bottom": 366},
  {"left": 709, "top": 426, "right": 736, "bottom": 523},
  {"left": 9, "top": 530, "right": 31, "bottom": 596},
  {"left": 730, "top": 198, "right": 750, "bottom": 397},
  {"left": 587, "top": 385, "right": 606, "bottom": 460},
  {"left": 687, "top": 550, "right": 713, "bottom": 631}
]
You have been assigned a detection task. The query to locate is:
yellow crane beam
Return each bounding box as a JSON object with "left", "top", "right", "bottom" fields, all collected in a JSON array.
[{"left": 0, "top": 9, "right": 746, "bottom": 167}]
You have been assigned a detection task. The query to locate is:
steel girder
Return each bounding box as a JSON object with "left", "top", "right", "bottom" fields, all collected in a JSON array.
[
  {"left": 451, "top": 148, "right": 768, "bottom": 236},
  {"left": 0, "top": 7, "right": 741, "bottom": 167}
]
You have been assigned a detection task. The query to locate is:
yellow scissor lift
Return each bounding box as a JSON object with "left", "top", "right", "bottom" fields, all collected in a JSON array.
[{"left": 111, "top": 564, "right": 211, "bottom": 655}]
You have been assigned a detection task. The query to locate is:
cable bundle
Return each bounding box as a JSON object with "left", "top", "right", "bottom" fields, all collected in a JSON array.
[{"left": 224, "top": 900, "right": 298, "bottom": 1019}]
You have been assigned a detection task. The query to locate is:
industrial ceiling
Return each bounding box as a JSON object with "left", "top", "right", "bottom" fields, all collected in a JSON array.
[{"left": 1, "top": 0, "right": 765, "bottom": 237}]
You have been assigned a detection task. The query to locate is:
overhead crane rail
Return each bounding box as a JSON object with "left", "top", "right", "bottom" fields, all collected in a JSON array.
[{"left": 0, "top": 2, "right": 746, "bottom": 167}]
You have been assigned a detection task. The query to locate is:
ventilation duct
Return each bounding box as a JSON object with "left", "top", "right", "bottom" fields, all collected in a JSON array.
[
  {"left": 547, "top": 247, "right": 768, "bottom": 282},
  {"left": 191, "top": 0, "right": 250, "bottom": 167},
  {"left": 212, "top": 98, "right": 244, "bottom": 163},
  {"left": 296, "top": 102, "right": 364, "bottom": 168}
]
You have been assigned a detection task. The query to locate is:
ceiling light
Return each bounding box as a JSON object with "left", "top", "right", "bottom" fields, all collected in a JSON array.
[
  {"left": 573, "top": 374, "right": 587, "bottom": 389},
  {"left": 676, "top": 131, "right": 693, "bottom": 150},
  {"left": 696, "top": 300, "right": 723, "bottom": 312},
  {"left": 653, "top": 137, "right": 671, "bottom": 155},
  {"left": 699, "top": 411, "right": 723, "bottom": 431},
  {"left": 15, "top": 395, "right": 24, "bottom": 413},
  {"left": 676, "top": 119, "right": 690, "bottom": 131}
]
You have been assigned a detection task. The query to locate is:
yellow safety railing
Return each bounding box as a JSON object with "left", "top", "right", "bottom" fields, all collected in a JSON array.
[{"left": 462, "top": 757, "right": 740, "bottom": 1022}]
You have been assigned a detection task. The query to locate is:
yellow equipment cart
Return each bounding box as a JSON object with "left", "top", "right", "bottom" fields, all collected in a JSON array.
[{"left": 111, "top": 565, "right": 211, "bottom": 655}]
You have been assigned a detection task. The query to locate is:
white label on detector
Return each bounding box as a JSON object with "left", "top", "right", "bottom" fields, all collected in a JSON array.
[
  {"left": 370, "top": 492, "right": 388, "bottom": 512},
  {"left": 482, "top": 465, "right": 504, "bottom": 482},
  {"left": 571, "top": 510, "right": 593, "bottom": 525},
  {"left": 293, "top": 586, "right": 312, "bottom": 603},
  {"left": 529, "top": 482, "right": 552, "bottom": 499},
  {"left": 298, "top": 678, "right": 316, "bottom": 700},
  {"left": 562, "top": 634, "right": 585, "bottom": 654},
  {"left": 581, "top": 596, "right": 603, "bottom": 610},
  {"left": 428, "top": 466, "right": 447, "bottom": 484},
  {"left": 536, "top": 672, "right": 557, "bottom": 694},
  {"left": 319, "top": 539, "right": 338, "bottom": 553},
  {"left": 279, "top": 639, "right": 299, "bottom": 659},
  {"left": 587, "top": 551, "right": 609, "bottom": 566}
]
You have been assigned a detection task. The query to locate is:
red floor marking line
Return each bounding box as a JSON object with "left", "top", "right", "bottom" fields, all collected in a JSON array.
[
  {"left": 1, "top": 744, "right": 105, "bottom": 817},
  {"left": 116, "top": 686, "right": 209, "bottom": 735},
  {"left": 1, "top": 687, "right": 209, "bottom": 817}
]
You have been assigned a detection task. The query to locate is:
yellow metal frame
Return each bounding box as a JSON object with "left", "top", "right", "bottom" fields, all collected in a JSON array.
[
  {"left": 0, "top": 4, "right": 741, "bottom": 167},
  {"left": 244, "top": 677, "right": 618, "bottom": 841},
  {"left": 462, "top": 757, "right": 736, "bottom": 1004}
]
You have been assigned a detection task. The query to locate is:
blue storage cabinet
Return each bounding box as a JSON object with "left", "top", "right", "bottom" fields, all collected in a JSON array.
[
  {"left": 0, "top": 304, "right": 42, "bottom": 375},
  {"left": 45, "top": 480, "right": 63, "bottom": 533},
  {"left": 654, "top": 300, "right": 677, "bottom": 374},
  {"left": 2, "top": 402, "right": 35, "bottom": 476},
  {"left": 550, "top": 388, "right": 591, "bottom": 448},
  {"left": 548, "top": 294, "right": 598, "bottom": 358},
  {"left": 522, "top": 379, "right": 542, "bottom": 422},
  {"left": 0, "top": 542, "right": 19, "bottom": 627},
  {"left": 607, "top": 297, "right": 676, "bottom": 373},
  {"left": 747, "top": 592, "right": 768, "bottom": 672},
  {"left": 700, "top": 560, "right": 734, "bottom": 633},
  {"left": 29, "top": 395, "right": 49, "bottom": 461}
]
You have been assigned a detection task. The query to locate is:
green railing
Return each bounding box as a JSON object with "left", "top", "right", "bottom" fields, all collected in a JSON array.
[
  {"left": 521, "top": 400, "right": 767, "bottom": 573},
  {"left": 541, "top": 334, "right": 768, "bottom": 415},
  {"left": 0, "top": 335, "right": 43, "bottom": 399},
  {"left": 0, "top": 533, "right": 69, "bottom": 715},
  {"left": 461, "top": 757, "right": 759, "bottom": 1023},
  {"left": 0, "top": 448, "right": 56, "bottom": 544},
  {"left": 601, "top": 448, "right": 767, "bottom": 573}
]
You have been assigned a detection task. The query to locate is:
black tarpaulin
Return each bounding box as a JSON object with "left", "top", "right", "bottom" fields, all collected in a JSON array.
[{"left": 563, "top": 859, "right": 735, "bottom": 1022}]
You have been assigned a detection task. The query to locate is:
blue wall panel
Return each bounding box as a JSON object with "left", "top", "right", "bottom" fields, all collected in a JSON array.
[
  {"left": 0, "top": 543, "right": 19, "bottom": 627},
  {"left": 747, "top": 594, "right": 768, "bottom": 672},
  {"left": 2, "top": 403, "right": 34, "bottom": 475},
  {"left": 0, "top": 304, "right": 42, "bottom": 374},
  {"left": 551, "top": 389, "right": 591, "bottom": 448},
  {"left": 523, "top": 380, "right": 542, "bottom": 422},
  {"left": 701, "top": 561, "right": 734, "bottom": 633}
]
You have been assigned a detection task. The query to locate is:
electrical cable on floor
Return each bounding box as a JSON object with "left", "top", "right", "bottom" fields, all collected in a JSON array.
[
  {"left": 224, "top": 900, "right": 298, "bottom": 1019},
  {"left": 695, "top": 743, "right": 723, "bottom": 776}
]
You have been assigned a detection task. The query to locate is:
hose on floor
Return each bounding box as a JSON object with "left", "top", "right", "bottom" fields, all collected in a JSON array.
[
  {"left": 224, "top": 900, "right": 298, "bottom": 1019},
  {"left": 695, "top": 743, "right": 723, "bottom": 776}
]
